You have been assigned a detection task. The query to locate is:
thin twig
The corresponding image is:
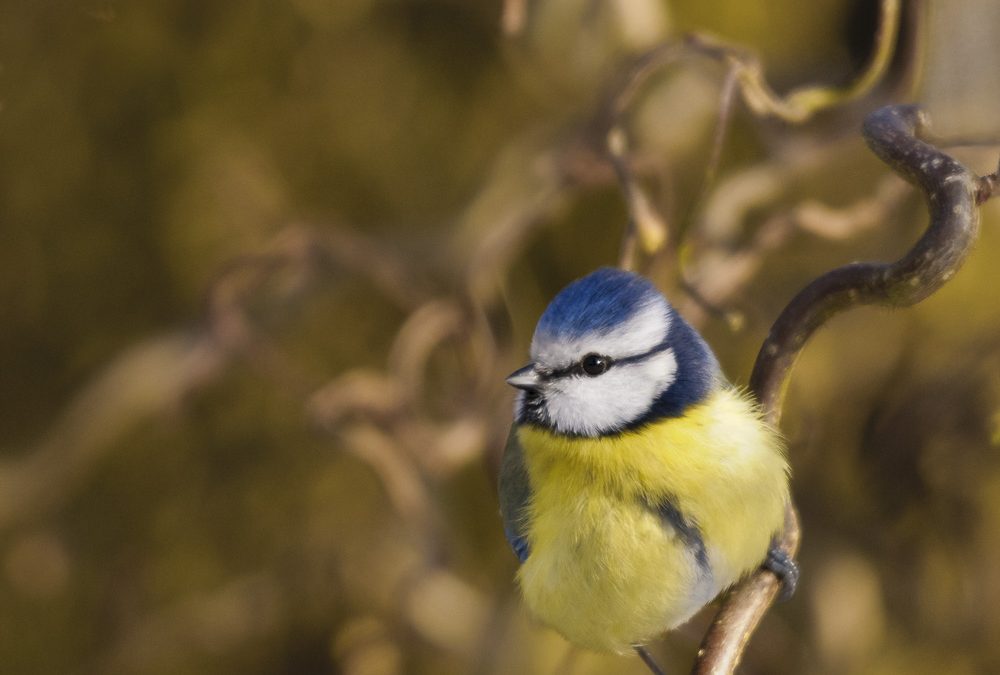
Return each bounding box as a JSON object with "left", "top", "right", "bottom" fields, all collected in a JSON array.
[
  {"left": 607, "top": 127, "right": 670, "bottom": 270},
  {"left": 696, "top": 65, "right": 741, "bottom": 203},
  {"left": 691, "top": 105, "right": 988, "bottom": 674}
]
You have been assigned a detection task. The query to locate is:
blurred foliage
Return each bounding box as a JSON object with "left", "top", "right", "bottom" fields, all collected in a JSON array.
[{"left": 1, "top": 1, "right": 999, "bottom": 674}]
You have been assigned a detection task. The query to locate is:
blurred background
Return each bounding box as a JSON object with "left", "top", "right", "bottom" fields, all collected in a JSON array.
[{"left": 2, "top": 1, "right": 999, "bottom": 673}]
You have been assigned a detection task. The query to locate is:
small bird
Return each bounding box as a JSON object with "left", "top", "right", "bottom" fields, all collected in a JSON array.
[{"left": 499, "top": 267, "right": 795, "bottom": 655}]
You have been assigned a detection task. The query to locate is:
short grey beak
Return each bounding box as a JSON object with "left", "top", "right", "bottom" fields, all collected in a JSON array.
[{"left": 506, "top": 364, "right": 542, "bottom": 392}]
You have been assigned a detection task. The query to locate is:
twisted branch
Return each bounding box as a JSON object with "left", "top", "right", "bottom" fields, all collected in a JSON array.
[{"left": 691, "top": 105, "right": 990, "bottom": 673}]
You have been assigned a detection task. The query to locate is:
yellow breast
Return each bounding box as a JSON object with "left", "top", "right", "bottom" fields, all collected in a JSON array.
[{"left": 516, "top": 387, "right": 789, "bottom": 653}]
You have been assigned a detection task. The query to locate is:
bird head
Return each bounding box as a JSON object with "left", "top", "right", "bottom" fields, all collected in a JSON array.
[{"left": 508, "top": 268, "right": 719, "bottom": 437}]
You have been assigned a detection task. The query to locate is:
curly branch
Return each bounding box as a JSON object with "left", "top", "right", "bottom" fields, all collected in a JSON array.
[
  {"left": 751, "top": 105, "right": 981, "bottom": 422},
  {"left": 690, "top": 105, "right": 990, "bottom": 673}
]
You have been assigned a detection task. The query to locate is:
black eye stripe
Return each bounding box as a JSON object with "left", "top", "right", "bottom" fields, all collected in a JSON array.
[
  {"left": 540, "top": 338, "right": 672, "bottom": 380},
  {"left": 614, "top": 339, "right": 672, "bottom": 365}
]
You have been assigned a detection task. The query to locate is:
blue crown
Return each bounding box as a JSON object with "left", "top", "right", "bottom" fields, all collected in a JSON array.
[{"left": 535, "top": 268, "right": 663, "bottom": 339}]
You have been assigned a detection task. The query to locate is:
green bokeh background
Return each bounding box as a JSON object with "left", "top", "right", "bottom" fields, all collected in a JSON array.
[{"left": 2, "top": 1, "right": 999, "bottom": 673}]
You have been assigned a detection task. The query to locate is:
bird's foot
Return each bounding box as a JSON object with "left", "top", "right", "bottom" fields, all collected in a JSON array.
[
  {"left": 634, "top": 645, "right": 666, "bottom": 675},
  {"left": 763, "top": 543, "right": 799, "bottom": 601}
]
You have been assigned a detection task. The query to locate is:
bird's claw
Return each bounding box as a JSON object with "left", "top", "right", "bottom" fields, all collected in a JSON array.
[{"left": 763, "top": 544, "right": 799, "bottom": 602}]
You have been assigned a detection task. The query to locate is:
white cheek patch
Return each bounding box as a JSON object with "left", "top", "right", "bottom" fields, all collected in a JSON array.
[
  {"left": 531, "top": 299, "right": 670, "bottom": 369},
  {"left": 544, "top": 349, "right": 678, "bottom": 436}
]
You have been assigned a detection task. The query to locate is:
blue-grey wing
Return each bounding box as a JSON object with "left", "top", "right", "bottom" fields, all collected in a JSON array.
[{"left": 498, "top": 427, "right": 532, "bottom": 563}]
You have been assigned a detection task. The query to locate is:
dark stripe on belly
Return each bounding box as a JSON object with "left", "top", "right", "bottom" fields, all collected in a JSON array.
[{"left": 645, "top": 498, "right": 709, "bottom": 570}]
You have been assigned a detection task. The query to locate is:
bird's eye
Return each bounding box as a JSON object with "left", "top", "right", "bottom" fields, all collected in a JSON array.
[{"left": 580, "top": 353, "right": 609, "bottom": 376}]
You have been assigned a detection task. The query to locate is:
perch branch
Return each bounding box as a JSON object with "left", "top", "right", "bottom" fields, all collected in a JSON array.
[{"left": 691, "top": 105, "right": 988, "bottom": 674}]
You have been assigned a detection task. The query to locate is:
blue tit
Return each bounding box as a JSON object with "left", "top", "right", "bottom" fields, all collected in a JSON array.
[{"left": 499, "top": 267, "right": 795, "bottom": 653}]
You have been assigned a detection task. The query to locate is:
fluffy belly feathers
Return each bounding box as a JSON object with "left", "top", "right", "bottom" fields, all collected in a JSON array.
[
  {"left": 518, "top": 493, "right": 718, "bottom": 652},
  {"left": 516, "top": 388, "right": 788, "bottom": 652}
]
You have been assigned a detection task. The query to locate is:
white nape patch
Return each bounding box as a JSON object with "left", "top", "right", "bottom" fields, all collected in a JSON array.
[
  {"left": 544, "top": 348, "right": 678, "bottom": 436},
  {"left": 530, "top": 298, "right": 670, "bottom": 368}
]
